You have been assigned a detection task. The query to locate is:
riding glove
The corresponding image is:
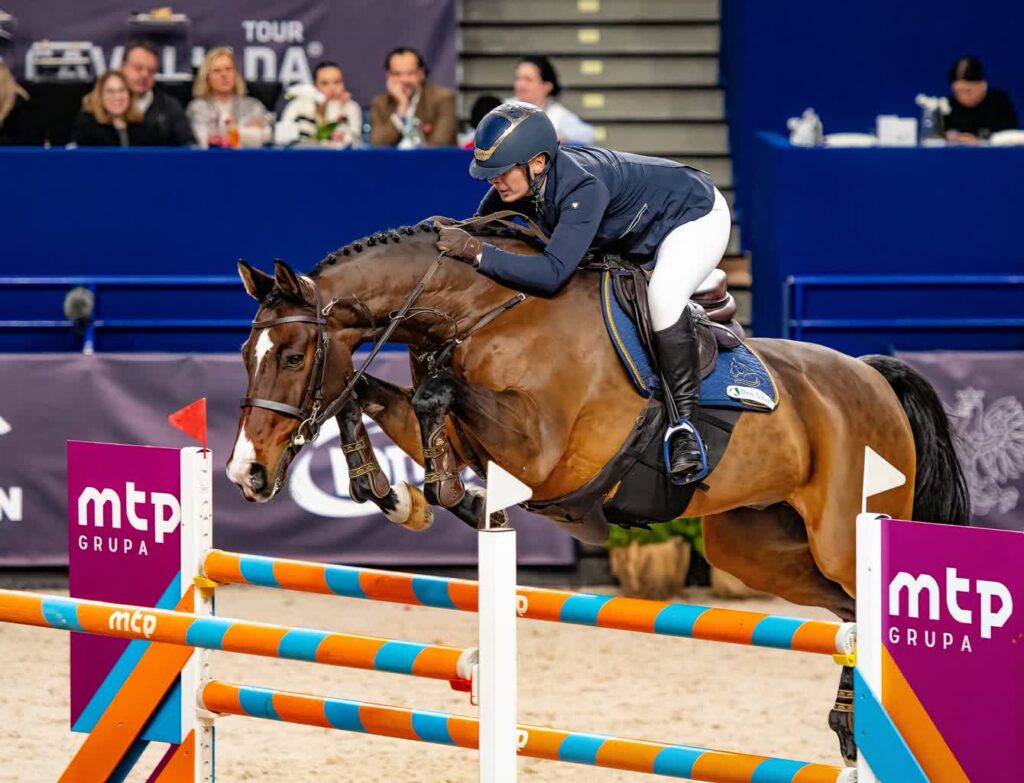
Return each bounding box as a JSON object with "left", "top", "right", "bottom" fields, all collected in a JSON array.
[{"left": 436, "top": 228, "right": 482, "bottom": 267}]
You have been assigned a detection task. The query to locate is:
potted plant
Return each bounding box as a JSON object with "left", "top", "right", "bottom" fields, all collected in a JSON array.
[{"left": 606, "top": 517, "right": 702, "bottom": 600}]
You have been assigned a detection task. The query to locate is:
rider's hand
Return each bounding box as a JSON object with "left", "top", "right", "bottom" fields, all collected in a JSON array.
[
  {"left": 387, "top": 76, "right": 411, "bottom": 114},
  {"left": 436, "top": 228, "right": 483, "bottom": 267}
]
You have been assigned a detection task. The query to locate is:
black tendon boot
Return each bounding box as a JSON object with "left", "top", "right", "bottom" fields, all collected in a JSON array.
[{"left": 653, "top": 306, "right": 708, "bottom": 483}]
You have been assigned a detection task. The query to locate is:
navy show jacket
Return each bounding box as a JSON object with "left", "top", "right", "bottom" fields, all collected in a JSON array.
[{"left": 476, "top": 145, "right": 716, "bottom": 295}]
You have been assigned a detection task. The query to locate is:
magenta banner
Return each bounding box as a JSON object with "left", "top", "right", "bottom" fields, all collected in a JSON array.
[
  {"left": 882, "top": 518, "right": 1023, "bottom": 781},
  {"left": 1, "top": 0, "right": 456, "bottom": 103},
  {"left": 67, "top": 441, "right": 186, "bottom": 742}
]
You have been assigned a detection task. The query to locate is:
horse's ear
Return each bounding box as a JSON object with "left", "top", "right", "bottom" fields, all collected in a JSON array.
[
  {"left": 237, "top": 260, "right": 274, "bottom": 302},
  {"left": 273, "top": 259, "right": 304, "bottom": 300}
]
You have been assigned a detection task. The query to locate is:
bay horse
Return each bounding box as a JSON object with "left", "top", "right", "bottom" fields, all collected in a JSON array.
[{"left": 226, "top": 221, "right": 969, "bottom": 763}]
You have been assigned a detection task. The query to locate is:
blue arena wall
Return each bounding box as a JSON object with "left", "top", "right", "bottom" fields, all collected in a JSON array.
[{"left": 721, "top": 0, "right": 1024, "bottom": 249}]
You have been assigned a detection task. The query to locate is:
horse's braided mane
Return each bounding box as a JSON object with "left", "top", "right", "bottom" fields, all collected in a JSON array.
[{"left": 309, "top": 217, "right": 544, "bottom": 277}]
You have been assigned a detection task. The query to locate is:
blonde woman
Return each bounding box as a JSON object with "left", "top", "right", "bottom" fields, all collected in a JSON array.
[
  {"left": 187, "top": 48, "right": 268, "bottom": 147},
  {"left": 0, "top": 61, "right": 43, "bottom": 145},
  {"left": 71, "top": 71, "right": 155, "bottom": 146}
]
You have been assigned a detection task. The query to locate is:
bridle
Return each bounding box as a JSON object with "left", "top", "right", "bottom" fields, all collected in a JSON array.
[
  {"left": 239, "top": 256, "right": 461, "bottom": 454},
  {"left": 240, "top": 277, "right": 333, "bottom": 448}
]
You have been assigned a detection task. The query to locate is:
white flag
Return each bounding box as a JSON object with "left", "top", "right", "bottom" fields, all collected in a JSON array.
[
  {"left": 862, "top": 446, "right": 906, "bottom": 513},
  {"left": 0, "top": 416, "right": 10, "bottom": 436},
  {"left": 485, "top": 461, "right": 532, "bottom": 523}
]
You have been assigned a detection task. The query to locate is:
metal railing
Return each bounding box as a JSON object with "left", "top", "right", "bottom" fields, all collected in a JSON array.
[
  {"left": 0, "top": 276, "right": 250, "bottom": 353},
  {"left": 784, "top": 274, "right": 1024, "bottom": 341}
]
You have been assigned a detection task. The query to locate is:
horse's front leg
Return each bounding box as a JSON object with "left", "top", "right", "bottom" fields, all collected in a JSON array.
[
  {"left": 335, "top": 392, "right": 432, "bottom": 532},
  {"left": 355, "top": 373, "right": 488, "bottom": 529},
  {"left": 411, "top": 374, "right": 467, "bottom": 508}
]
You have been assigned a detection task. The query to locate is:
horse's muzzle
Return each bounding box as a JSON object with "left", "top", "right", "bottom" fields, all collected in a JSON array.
[{"left": 248, "top": 463, "right": 268, "bottom": 494}]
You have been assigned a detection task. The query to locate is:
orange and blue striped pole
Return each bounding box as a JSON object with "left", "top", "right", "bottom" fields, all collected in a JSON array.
[
  {"left": 0, "top": 589, "right": 474, "bottom": 682},
  {"left": 199, "top": 681, "right": 854, "bottom": 783},
  {"left": 203, "top": 550, "right": 854, "bottom": 657}
]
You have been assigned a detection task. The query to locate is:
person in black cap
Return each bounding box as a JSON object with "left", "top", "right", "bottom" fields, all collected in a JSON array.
[
  {"left": 945, "top": 55, "right": 1018, "bottom": 143},
  {"left": 435, "top": 102, "right": 731, "bottom": 485}
]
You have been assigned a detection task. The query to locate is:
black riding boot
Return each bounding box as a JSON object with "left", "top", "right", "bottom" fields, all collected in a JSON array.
[{"left": 653, "top": 306, "right": 707, "bottom": 482}]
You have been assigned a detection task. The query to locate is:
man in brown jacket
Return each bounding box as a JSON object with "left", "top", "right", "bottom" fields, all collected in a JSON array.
[{"left": 370, "top": 47, "right": 457, "bottom": 147}]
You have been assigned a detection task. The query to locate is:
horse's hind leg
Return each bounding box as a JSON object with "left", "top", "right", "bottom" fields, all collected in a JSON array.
[
  {"left": 703, "top": 504, "right": 858, "bottom": 765},
  {"left": 702, "top": 504, "right": 855, "bottom": 620}
]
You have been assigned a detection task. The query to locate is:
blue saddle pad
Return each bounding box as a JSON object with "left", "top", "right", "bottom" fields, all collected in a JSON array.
[{"left": 600, "top": 271, "right": 778, "bottom": 412}]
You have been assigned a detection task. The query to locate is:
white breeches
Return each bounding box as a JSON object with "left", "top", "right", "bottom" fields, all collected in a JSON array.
[{"left": 648, "top": 187, "right": 732, "bottom": 331}]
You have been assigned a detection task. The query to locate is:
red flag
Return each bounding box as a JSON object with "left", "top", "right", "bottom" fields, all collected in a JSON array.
[{"left": 168, "top": 398, "right": 207, "bottom": 453}]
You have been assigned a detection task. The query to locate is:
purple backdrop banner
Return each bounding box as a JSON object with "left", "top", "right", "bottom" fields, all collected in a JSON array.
[
  {"left": 0, "top": 352, "right": 575, "bottom": 567},
  {"left": 0, "top": 0, "right": 456, "bottom": 104},
  {"left": 897, "top": 351, "right": 1024, "bottom": 531}
]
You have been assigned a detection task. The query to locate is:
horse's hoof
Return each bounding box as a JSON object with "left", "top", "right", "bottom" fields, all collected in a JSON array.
[
  {"left": 488, "top": 508, "right": 509, "bottom": 528},
  {"left": 384, "top": 482, "right": 434, "bottom": 532},
  {"left": 404, "top": 483, "right": 434, "bottom": 532},
  {"left": 828, "top": 705, "right": 858, "bottom": 766},
  {"left": 829, "top": 665, "right": 857, "bottom": 766}
]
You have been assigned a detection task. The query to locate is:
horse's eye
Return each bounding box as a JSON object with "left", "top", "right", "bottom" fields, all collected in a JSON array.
[{"left": 284, "top": 353, "right": 304, "bottom": 368}]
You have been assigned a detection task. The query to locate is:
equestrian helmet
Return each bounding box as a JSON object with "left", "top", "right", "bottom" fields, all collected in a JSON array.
[{"left": 470, "top": 102, "right": 558, "bottom": 180}]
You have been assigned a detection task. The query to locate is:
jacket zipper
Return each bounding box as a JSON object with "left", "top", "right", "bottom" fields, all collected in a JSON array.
[{"left": 618, "top": 203, "right": 648, "bottom": 238}]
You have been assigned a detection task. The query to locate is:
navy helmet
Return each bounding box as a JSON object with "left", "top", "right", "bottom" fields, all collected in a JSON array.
[{"left": 470, "top": 102, "right": 558, "bottom": 181}]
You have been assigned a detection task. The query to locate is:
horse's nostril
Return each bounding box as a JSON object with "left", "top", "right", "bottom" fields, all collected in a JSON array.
[{"left": 249, "top": 463, "right": 268, "bottom": 493}]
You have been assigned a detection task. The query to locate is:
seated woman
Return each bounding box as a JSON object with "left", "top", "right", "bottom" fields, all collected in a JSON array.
[
  {"left": 0, "top": 62, "right": 44, "bottom": 145},
  {"left": 277, "top": 61, "right": 362, "bottom": 147},
  {"left": 71, "top": 71, "right": 156, "bottom": 146},
  {"left": 187, "top": 48, "right": 269, "bottom": 147},
  {"left": 514, "top": 55, "right": 595, "bottom": 145},
  {"left": 945, "top": 55, "right": 1019, "bottom": 143},
  {"left": 459, "top": 94, "right": 502, "bottom": 149}
]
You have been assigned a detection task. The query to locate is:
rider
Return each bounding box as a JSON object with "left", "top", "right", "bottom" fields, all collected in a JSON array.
[{"left": 436, "top": 102, "right": 731, "bottom": 484}]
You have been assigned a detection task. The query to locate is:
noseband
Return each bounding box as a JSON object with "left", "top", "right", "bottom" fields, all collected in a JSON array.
[{"left": 240, "top": 279, "right": 332, "bottom": 447}]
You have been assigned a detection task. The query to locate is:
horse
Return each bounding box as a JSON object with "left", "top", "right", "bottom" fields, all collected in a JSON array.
[{"left": 226, "top": 221, "right": 970, "bottom": 763}]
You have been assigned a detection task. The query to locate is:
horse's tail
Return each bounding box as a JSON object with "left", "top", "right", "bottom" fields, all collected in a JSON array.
[{"left": 860, "top": 354, "right": 971, "bottom": 525}]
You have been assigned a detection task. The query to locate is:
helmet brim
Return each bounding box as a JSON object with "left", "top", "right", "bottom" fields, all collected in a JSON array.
[{"left": 469, "top": 158, "right": 517, "bottom": 181}]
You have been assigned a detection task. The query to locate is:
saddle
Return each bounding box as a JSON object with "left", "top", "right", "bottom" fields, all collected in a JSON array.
[{"left": 609, "top": 265, "right": 744, "bottom": 379}]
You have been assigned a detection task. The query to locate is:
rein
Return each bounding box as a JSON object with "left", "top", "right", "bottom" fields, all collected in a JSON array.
[{"left": 240, "top": 247, "right": 528, "bottom": 457}]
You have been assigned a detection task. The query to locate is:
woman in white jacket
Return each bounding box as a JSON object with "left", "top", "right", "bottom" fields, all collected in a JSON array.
[
  {"left": 277, "top": 61, "right": 362, "bottom": 148},
  {"left": 513, "top": 55, "right": 595, "bottom": 146}
]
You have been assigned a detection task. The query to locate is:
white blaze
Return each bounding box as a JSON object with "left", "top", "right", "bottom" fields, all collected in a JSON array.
[
  {"left": 254, "top": 330, "right": 275, "bottom": 372},
  {"left": 227, "top": 427, "right": 257, "bottom": 486}
]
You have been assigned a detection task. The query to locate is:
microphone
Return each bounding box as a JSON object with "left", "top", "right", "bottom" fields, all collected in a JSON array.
[{"left": 63, "top": 286, "right": 95, "bottom": 337}]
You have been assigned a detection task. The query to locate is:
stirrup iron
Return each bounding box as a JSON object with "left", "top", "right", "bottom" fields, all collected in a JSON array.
[{"left": 663, "top": 419, "right": 709, "bottom": 486}]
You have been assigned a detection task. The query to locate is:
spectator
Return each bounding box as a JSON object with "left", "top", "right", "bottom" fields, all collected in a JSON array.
[
  {"left": 277, "top": 61, "right": 362, "bottom": 147},
  {"left": 370, "top": 47, "right": 456, "bottom": 147},
  {"left": 460, "top": 94, "right": 502, "bottom": 149},
  {"left": 0, "top": 61, "right": 43, "bottom": 145},
  {"left": 71, "top": 71, "right": 157, "bottom": 146},
  {"left": 187, "top": 48, "right": 269, "bottom": 148},
  {"left": 121, "top": 41, "right": 195, "bottom": 146},
  {"left": 514, "top": 55, "right": 595, "bottom": 145},
  {"left": 945, "top": 55, "right": 1018, "bottom": 144}
]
